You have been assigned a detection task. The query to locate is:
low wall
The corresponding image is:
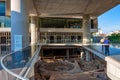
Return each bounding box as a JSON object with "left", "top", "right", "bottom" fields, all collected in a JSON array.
[{"left": 105, "top": 55, "right": 120, "bottom": 80}]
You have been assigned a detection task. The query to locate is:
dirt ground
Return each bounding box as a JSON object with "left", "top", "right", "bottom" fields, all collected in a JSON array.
[{"left": 34, "top": 58, "right": 109, "bottom": 80}]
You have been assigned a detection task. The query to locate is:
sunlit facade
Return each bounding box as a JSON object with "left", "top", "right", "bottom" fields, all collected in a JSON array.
[
  {"left": 39, "top": 17, "right": 98, "bottom": 43},
  {"left": 0, "top": 0, "right": 98, "bottom": 48},
  {"left": 0, "top": 0, "right": 120, "bottom": 80},
  {"left": 0, "top": 1, "right": 11, "bottom": 55}
]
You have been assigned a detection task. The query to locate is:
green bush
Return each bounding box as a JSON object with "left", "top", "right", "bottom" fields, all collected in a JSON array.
[{"left": 108, "top": 33, "right": 120, "bottom": 43}]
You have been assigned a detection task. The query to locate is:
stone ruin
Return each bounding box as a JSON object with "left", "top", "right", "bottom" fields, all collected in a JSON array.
[{"left": 34, "top": 58, "right": 109, "bottom": 80}]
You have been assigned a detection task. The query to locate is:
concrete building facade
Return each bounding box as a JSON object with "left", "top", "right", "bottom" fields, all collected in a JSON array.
[
  {"left": 1, "top": 0, "right": 120, "bottom": 80},
  {"left": 0, "top": 0, "right": 103, "bottom": 51}
]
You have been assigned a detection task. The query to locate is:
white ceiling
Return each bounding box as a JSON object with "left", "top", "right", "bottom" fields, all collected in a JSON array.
[{"left": 29, "top": 0, "right": 120, "bottom": 17}]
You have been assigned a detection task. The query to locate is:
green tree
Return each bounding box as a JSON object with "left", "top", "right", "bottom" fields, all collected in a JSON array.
[{"left": 108, "top": 33, "right": 120, "bottom": 43}]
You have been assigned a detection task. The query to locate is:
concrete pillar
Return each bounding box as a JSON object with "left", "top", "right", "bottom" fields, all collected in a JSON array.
[
  {"left": 30, "top": 16, "right": 38, "bottom": 44},
  {"left": 11, "top": 0, "right": 29, "bottom": 52},
  {"left": 80, "top": 51, "right": 84, "bottom": 60},
  {"left": 6, "top": 0, "right": 11, "bottom": 16},
  {"left": 31, "top": 45, "right": 35, "bottom": 57},
  {"left": 66, "top": 49, "right": 69, "bottom": 60},
  {"left": 54, "top": 35, "right": 57, "bottom": 43},
  {"left": 35, "top": 20, "right": 39, "bottom": 43},
  {"left": 85, "top": 51, "right": 91, "bottom": 61},
  {"left": 82, "top": 15, "right": 91, "bottom": 44}
]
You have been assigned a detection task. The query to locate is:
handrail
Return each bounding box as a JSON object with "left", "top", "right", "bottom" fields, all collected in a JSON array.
[
  {"left": 0, "top": 44, "right": 39, "bottom": 80},
  {"left": 1, "top": 51, "right": 29, "bottom": 80},
  {"left": 24, "top": 46, "right": 41, "bottom": 78},
  {"left": 1, "top": 43, "right": 119, "bottom": 80}
]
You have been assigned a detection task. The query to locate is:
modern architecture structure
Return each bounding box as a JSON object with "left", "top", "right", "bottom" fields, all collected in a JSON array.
[
  {"left": 0, "top": 0, "right": 120, "bottom": 80},
  {"left": 0, "top": 28, "right": 11, "bottom": 55}
]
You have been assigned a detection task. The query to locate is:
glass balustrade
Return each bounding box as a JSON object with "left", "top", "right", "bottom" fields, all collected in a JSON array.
[
  {"left": 1, "top": 44, "right": 40, "bottom": 80},
  {"left": 1, "top": 43, "right": 120, "bottom": 80},
  {"left": 85, "top": 43, "right": 120, "bottom": 56}
]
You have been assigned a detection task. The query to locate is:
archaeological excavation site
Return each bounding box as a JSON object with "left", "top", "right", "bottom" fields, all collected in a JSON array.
[{"left": 34, "top": 45, "right": 109, "bottom": 80}]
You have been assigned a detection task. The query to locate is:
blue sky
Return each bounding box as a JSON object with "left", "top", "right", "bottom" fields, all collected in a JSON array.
[{"left": 98, "top": 4, "right": 120, "bottom": 34}]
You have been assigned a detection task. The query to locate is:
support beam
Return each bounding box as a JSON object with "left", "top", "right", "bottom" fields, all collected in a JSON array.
[
  {"left": 80, "top": 51, "right": 84, "bottom": 60},
  {"left": 30, "top": 16, "right": 38, "bottom": 44},
  {"left": 6, "top": 0, "right": 11, "bottom": 16},
  {"left": 82, "top": 14, "right": 91, "bottom": 44},
  {"left": 11, "top": 0, "right": 29, "bottom": 52}
]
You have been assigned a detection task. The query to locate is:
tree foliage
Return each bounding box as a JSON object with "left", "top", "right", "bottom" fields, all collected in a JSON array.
[{"left": 108, "top": 33, "right": 120, "bottom": 43}]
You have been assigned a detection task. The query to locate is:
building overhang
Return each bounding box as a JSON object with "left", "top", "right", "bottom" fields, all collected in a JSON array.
[
  {"left": 29, "top": 0, "right": 120, "bottom": 18},
  {"left": 1, "top": 0, "right": 120, "bottom": 18}
]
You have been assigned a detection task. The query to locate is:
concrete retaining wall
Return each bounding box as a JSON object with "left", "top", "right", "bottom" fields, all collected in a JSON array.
[{"left": 105, "top": 55, "right": 120, "bottom": 80}]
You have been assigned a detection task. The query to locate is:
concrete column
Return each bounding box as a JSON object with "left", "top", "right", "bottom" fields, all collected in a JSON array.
[
  {"left": 82, "top": 14, "right": 91, "bottom": 44},
  {"left": 80, "top": 51, "right": 84, "bottom": 60},
  {"left": 66, "top": 49, "right": 69, "bottom": 60},
  {"left": 35, "top": 17, "right": 39, "bottom": 43},
  {"left": 54, "top": 35, "right": 57, "bottom": 43},
  {"left": 11, "top": 0, "right": 29, "bottom": 52},
  {"left": 30, "top": 16, "right": 37, "bottom": 44},
  {"left": 6, "top": 0, "right": 11, "bottom": 16},
  {"left": 85, "top": 51, "right": 91, "bottom": 61},
  {"left": 31, "top": 45, "right": 35, "bottom": 57}
]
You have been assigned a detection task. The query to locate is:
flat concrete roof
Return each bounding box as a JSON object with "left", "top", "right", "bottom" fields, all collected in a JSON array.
[
  {"left": 29, "top": 0, "right": 120, "bottom": 17},
  {"left": 1, "top": 0, "right": 120, "bottom": 18}
]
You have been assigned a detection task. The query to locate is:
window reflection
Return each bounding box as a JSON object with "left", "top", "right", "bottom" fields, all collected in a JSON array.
[
  {"left": 0, "top": 2, "right": 5, "bottom": 16},
  {"left": 40, "top": 17, "right": 82, "bottom": 28}
]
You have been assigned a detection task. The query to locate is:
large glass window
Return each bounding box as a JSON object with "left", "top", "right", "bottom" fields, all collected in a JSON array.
[
  {"left": 0, "top": 2, "right": 5, "bottom": 16},
  {"left": 91, "top": 19, "right": 94, "bottom": 29},
  {"left": 68, "top": 19, "right": 82, "bottom": 28},
  {"left": 40, "top": 17, "right": 66, "bottom": 28},
  {"left": 39, "top": 17, "right": 82, "bottom": 28},
  {"left": 1, "top": 37, "right": 6, "bottom": 44},
  {"left": 0, "top": 2, "right": 11, "bottom": 27},
  {"left": 0, "top": 16, "right": 11, "bottom": 27}
]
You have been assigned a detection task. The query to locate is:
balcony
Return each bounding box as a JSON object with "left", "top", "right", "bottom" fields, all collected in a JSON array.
[
  {"left": 40, "top": 28, "right": 98, "bottom": 33},
  {"left": 40, "top": 28, "right": 83, "bottom": 33}
]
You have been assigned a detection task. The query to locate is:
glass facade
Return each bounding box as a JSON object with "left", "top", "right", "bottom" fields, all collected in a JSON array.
[
  {"left": 39, "top": 17, "right": 98, "bottom": 43},
  {"left": 0, "top": 16, "right": 11, "bottom": 27},
  {"left": 39, "top": 32, "right": 82, "bottom": 43},
  {"left": 0, "top": 2, "right": 11, "bottom": 27},
  {"left": 39, "top": 17, "right": 82, "bottom": 28},
  {"left": 0, "top": 2, "right": 5, "bottom": 16}
]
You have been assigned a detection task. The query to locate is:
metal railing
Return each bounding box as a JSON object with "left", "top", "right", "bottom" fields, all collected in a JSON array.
[
  {"left": 1, "top": 44, "right": 41, "bottom": 80},
  {"left": 1, "top": 43, "right": 120, "bottom": 80}
]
